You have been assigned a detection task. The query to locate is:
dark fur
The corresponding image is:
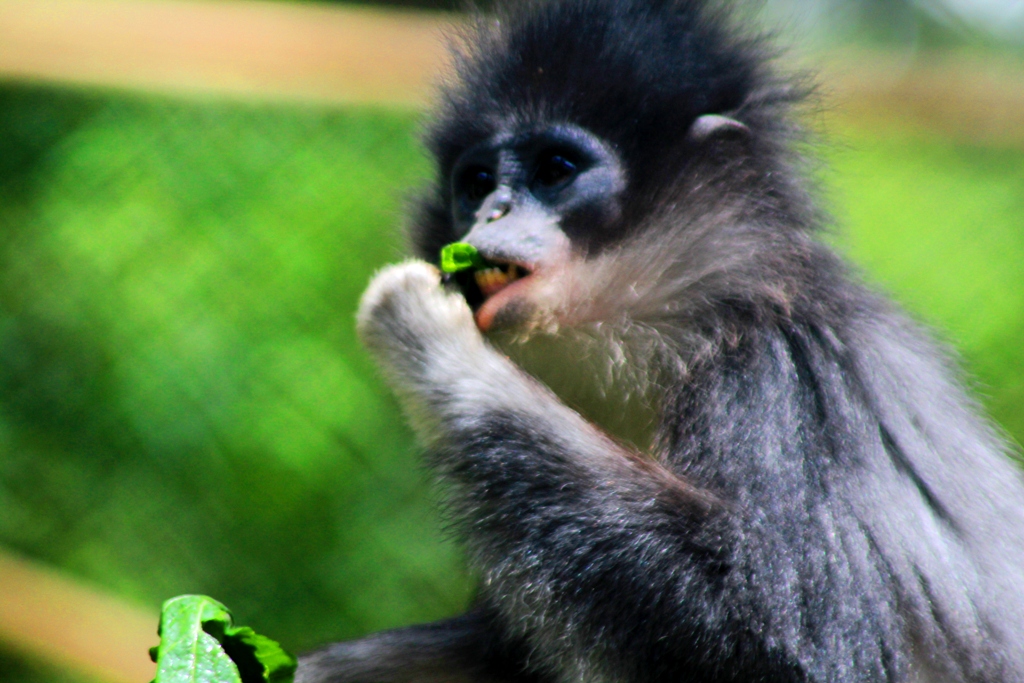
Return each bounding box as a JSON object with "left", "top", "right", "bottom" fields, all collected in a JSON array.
[
  {"left": 413, "top": 0, "right": 813, "bottom": 261},
  {"left": 298, "top": 0, "right": 1024, "bottom": 681}
]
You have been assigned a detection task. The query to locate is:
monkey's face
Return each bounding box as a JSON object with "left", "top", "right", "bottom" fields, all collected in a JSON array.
[
  {"left": 445, "top": 124, "right": 627, "bottom": 332},
  {"left": 438, "top": 114, "right": 757, "bottom": 336}
]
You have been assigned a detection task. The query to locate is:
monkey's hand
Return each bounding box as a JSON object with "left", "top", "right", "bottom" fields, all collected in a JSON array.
[
  {"left": 357, "top": 259, "right": 479, "bottom": 360},
  {"left": 357, "top": 260, "right": 513, "bottom": 444}
]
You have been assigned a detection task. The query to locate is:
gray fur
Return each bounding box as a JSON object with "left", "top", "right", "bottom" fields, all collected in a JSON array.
[{"left": 298, "top": 0, "right": 1024, "bottom": 681}]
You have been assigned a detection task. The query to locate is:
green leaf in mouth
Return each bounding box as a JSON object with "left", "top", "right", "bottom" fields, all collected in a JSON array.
[{"left": 440, "top": 242, "right": 486, "bottom": 273}]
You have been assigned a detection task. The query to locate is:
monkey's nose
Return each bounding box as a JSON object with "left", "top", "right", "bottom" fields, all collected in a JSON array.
[{"left": 486, "top": 202, "right": 510, "bottom": 223}]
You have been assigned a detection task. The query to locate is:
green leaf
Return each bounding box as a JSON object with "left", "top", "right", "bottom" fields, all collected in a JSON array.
[
  {"left": 440, "top": 242, "right": 485, "bottom": 273},
  {"left": 151, "top": 595, "right": 297, "bottom": 683}
]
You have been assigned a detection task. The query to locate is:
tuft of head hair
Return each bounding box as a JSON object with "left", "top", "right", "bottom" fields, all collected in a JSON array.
[{"left": 411, "top": 0, "right": 814, "bottom": 263}]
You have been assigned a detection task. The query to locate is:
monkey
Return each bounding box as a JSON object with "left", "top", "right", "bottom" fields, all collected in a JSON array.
[{"left": 296, "top": 0, "right": 1024, "bottom": 681}]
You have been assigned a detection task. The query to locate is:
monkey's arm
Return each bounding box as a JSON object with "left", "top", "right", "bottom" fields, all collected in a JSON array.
[
  {"left": 355, "top": 262, "right": 760, "bottom": 680},
  {"left": 296, "top": 608, "right": 547, "bottom": 683},
  {"left": 357, "top": 261, "right": 712, "bottom": 517},
  {"left": 357, "top": 260, "right": 706, "bottom": 491}
]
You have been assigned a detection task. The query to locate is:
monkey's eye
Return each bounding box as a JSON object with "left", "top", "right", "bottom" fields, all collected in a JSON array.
[
  {"left": 533, "top": 153, "right": 577, "bottom": 188},
  {"left": 459, "top": 167, "right": 497, "bottom": 203}
]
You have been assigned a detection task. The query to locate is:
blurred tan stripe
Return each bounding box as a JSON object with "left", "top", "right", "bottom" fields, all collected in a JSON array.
[
  {"left": 820, "top": 49, "right": 1024, "bottom": 146},
  {"left": 0, "top": 549, "right": 158, "bottom": 683},
  {"left": 0, "top": 0, "right": 1023, "bottom": 142},
  {"left": 0, "top": 0, "right": 454, "bottom": 105}
]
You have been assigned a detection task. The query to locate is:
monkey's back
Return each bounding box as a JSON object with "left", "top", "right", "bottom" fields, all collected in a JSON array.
[{"left": 656, "top": 274, "right": 1024, "bottom": 682}]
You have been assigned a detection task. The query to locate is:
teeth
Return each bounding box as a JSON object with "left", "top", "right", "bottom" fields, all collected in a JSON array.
[
  {"left": 474, "top": 263, "right": 526, "bottom": 297},
  {"left": 475, "top": 267, "right": 509, "bottom": 297}
]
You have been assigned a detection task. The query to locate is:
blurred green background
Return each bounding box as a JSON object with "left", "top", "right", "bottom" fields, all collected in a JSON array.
[
  {"left": 0, "top": 0, "right": 1022, "bottom": 681},
  {"left": 0, "top": 87, "right": 469, "bottom": 681}
]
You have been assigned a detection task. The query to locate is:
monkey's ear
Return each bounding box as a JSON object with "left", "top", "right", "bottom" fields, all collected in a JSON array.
[{"left": 687, "top": 114, "right": 750, "bottom": 142}]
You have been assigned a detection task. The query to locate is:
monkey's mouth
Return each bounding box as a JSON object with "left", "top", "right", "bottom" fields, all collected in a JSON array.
[
  {"left": 474, "top": 263, "right": 528, "bottom": 298},
  {"left": 444, "top": 259, "right": 535, "bottom": 330}
]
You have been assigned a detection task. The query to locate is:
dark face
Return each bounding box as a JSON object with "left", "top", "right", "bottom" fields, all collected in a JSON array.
[{"left": 446, "top": 124, "right": 626, "bottom": 331}]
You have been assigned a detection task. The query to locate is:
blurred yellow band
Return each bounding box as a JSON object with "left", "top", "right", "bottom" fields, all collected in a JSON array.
[
  {"left": 0, "top": 548, "right": 158, "bottom": 683},
  {"left": 0, "top": 0, "right": 454, "bottom": 106},
  {"left": 1, "top": 0, "right": 1023, "bottom": 143}
]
